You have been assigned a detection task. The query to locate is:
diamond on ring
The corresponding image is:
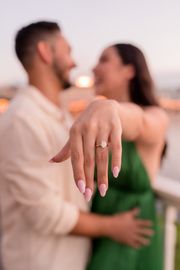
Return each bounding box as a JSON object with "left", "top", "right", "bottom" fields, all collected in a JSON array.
[{"left": 96, "top": 140, "right": 108, "bottom": 149}]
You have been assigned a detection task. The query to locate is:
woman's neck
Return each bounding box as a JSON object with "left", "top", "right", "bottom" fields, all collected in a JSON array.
[{"left": 108, "top": 84, "right": 131, "bottom": 103}]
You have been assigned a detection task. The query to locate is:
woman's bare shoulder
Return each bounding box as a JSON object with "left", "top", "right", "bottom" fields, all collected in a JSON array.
[{"left": 144, "top": 106, "right": 169, "bottom": 128}]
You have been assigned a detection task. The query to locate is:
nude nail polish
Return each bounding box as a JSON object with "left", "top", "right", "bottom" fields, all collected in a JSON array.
[
  {"left": 112, "top": 166, "right": 120, "bottom": 178},
  {"left": 99, "top": 184, "right": 107, "bottom": 197},
  {"left": 77, "top": 180, "right": 85, "bottom": 194},
  {"left": 84, "top": 188, "right": 92, "bottom": 202}
]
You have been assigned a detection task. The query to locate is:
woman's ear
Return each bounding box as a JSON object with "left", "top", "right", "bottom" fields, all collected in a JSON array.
[
  {"left": 37, "top": 41, "right": 52, "bottom": 65},
  {"left": 126, "top": 64, "right": 135, "bottom": 80}
]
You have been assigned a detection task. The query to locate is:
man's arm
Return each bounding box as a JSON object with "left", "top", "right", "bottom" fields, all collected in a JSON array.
[
  {"left": 71, "top": 209, "right": 154, "bottom": 248},
  {"left": 1, "top": 116, "right": 79, "bottom": 235}
]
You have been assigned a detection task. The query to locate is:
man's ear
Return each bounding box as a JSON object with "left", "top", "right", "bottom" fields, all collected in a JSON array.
[
  {"left": 37, "top": 41, "right": 52, "bottom": 65},
  {"left": 126, "top": 64, "right": 135, "bottom": 80}
]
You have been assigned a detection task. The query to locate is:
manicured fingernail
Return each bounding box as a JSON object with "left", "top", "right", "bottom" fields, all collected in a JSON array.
[
  {"left": 77, "top": 180, "right": 86, "bottom": 194},
  {"left": 99, "top": 184, "right": 107, "bottom": 197},
  {"left": 84, "top": 188, "right": 92, "bottom": 202},
  {"left": 112, "top": 166, "right": 119, "bottom": 178}
]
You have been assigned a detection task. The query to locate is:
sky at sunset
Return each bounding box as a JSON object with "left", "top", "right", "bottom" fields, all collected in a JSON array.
[{"left": 0, "top": 0, "right": 180, "bottom": 88}]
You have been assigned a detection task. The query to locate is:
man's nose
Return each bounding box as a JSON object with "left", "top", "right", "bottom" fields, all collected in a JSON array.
[
  {"left": 92, "top": 64, "right": 98, "bottom": 74},
  {"left": 71, "top": 61, "right": 77, "bottom": 69}
]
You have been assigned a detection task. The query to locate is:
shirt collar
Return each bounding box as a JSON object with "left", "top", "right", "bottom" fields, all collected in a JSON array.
[{"left": 23, "top": 85, "right": 65, "bottom": 121}]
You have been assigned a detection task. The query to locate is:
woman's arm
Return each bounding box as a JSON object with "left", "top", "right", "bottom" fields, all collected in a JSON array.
[
  {"left": 117, "top": 102, "right": 169, "bottom": 144},
  {"left": 51, "top": 99, "right": 168, "bottom": 198}
]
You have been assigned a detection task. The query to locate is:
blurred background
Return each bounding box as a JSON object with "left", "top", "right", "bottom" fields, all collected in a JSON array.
[{"left": 0, "top": 0, "right": 180, "bottom": 269}]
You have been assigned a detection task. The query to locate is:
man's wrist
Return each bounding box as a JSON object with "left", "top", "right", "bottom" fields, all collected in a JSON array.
[
  {"left": 99, "top": 215, "right": 113, "bottom": 238},
  {"left": 70, "top": 211, "right": 113, "bottom": 239}
]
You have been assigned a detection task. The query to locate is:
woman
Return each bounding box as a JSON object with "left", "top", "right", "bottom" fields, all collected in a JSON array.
[
  {"left": 86, "top": 44, "right": 168, "bottom": 270},
  {"left": 52, "top": 43, "right": 168, "bottom": 269}
]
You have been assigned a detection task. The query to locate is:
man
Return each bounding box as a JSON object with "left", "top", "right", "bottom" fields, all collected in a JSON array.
[{"left": 0, "top": 21, "right": 153, "bottom": 270}]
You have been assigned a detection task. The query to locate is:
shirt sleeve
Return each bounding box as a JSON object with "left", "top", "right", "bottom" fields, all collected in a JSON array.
[{"left": 0, "top": 115, "right": 79, "bottom": 235}]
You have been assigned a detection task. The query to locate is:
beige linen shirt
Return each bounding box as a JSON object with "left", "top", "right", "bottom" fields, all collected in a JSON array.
[{"left": 0, "top": 86, "right": 91, "bottom": 270}]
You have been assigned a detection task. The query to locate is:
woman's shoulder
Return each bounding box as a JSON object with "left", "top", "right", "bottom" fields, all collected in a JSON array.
[
  {"left": 144, "top": 106, "right": 169, "bottom": 127},
  {"left": 130, "top": 105, "right": 169, "bottom": 151}
]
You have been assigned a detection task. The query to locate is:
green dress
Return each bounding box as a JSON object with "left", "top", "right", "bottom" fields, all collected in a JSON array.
[{"left": 87, "top": 141, "right": 163, "bottom": 270}]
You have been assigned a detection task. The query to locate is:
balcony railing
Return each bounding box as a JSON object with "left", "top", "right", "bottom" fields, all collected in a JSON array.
[{"left": 153, "top": 176, "right": 180, "bottom": 270}]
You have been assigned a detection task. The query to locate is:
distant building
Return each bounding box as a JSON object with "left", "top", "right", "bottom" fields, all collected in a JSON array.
[{"left": 157, "top": 87, "right": 180, "bottom": 99}]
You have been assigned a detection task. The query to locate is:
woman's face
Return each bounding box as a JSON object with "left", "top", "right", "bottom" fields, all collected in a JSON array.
[{"left": 93, "top": 46, "right": 133, "bottom": 98}]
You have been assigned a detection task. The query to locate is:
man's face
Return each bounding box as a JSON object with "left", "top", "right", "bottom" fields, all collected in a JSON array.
[{"left": 50, "top": 33, "right": 76, "bottom": 89}]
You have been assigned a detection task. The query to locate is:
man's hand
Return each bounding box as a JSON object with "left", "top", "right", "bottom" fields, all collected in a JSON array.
[
  {"left": 51, "top": 99, "right": 122, "bottom": 200},
  {"left": 71, "top": 208, "right": 153, "bottom": 249},
  {"left": 106, "top": 208, "right": 154, "bottom": 248}
]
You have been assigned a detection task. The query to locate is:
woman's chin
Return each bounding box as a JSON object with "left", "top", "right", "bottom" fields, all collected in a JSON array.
[{"left": 94, "top": 86, "right": 105, "bottom": 96}]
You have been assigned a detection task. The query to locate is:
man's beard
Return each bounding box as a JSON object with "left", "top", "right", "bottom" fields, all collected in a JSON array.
[
  {"left": 52, "top": 61, "right": 72, "bottom": 90},
  {"left": 62, "top": 80, "right": 72, "bottom": 90}
]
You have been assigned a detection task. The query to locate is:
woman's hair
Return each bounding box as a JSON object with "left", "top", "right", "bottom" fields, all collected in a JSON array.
[
  {"left": 113, "top": 43, "right": 167, "bottom": 158},
  {"left": 113, "top": 43, "right": 159, "bottom": 107}
]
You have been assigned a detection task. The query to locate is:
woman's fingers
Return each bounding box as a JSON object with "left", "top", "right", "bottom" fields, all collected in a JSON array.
[
  {"left": 51, "top": 100, "right": 123, "bottom": 198},
  {"left": 70, "top": 127, "right": 86, "bottom": 194},
  {"left": 82, "top": 130, "right": 96, "bottom": 201},
  {"left": 109, "top": 126, "right": 122, "bottom": 178},
  {"left": 96, "top": 136, "right": 109, "bottom": 197},
  {"left": 51, "top": 140, "right": 71, "bottom": 163}
]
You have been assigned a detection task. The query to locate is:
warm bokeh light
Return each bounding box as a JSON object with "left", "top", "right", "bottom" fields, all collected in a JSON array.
[
  {"left": 68, "top": 95, "right": 107, "bottom": 117},
  {"left": 74, "top": 76, "right": 94, "bottom": 88},
  {"left": 159, "top": 97, "right": 180, "bottom": 111},
  {"left": 0, "top": 98, "right": 9, "bottom": 114}
]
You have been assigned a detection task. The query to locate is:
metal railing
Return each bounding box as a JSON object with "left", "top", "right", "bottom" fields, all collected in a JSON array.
[{"left": 153, "top": 176, "right": 180, "bottom": 270}]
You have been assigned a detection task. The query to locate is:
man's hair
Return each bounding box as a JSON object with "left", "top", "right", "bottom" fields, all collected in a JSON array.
[{"left": 15, "top": 21, "right": 61, "bottom": 69}]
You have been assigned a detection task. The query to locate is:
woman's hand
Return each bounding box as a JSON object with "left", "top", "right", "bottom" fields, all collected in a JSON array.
[{"left": 51, "top": 99, "right": 122, "bottom": 200}]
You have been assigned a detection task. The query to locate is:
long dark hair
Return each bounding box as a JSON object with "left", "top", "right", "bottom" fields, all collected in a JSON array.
[
  {"left": 113, "top": 43, "right": 166, "bottom": 157},
  {"left": 113, "top": 43, "right": 159, "bottom": 107}
]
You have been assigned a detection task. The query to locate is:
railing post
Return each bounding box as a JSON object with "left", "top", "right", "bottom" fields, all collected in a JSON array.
[{"left": 164, "top": 205, "right": 178, "bottom": 270}]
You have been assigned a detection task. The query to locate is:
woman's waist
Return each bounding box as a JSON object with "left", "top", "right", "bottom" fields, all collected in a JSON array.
[{"left": 92, "top": 188, "right": 155, "bottom": 216}]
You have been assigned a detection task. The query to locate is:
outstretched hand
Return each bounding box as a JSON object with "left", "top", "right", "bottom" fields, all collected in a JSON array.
[{"left": 51, "top": 99, "right": 122, "bottom": 201}]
